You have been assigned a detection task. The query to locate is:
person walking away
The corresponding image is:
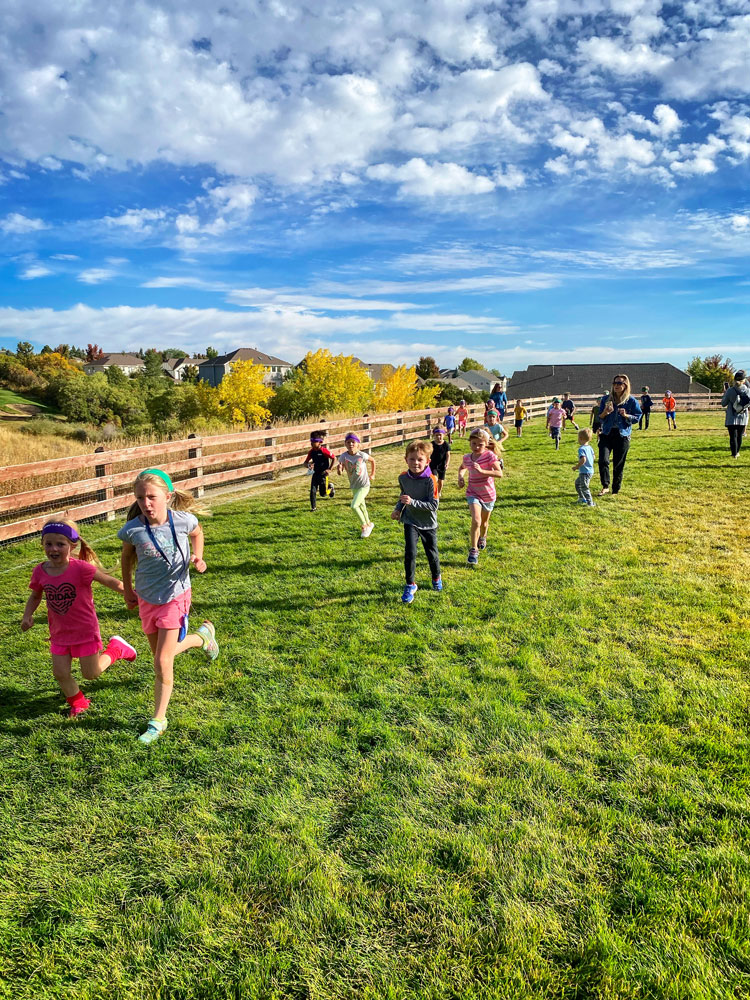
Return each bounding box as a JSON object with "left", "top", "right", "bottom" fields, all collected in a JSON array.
[
  {"left": 429, "top": 426, "right": 451, "bottom": 497},
  {"left": 597, "top": 375, "right": 641, "bottom": 496},
  {"left": 639, "top": 386, "right": 653, "bottom": 429},
  {"left": 337, "top": 432, "right": 375, "bottom": 536},
  {"left": 662, "top": 390, "right": 677, "bottom": 430},
  {"left": 391, "top": 440, "right": 441, "bottom": 603},
  {"left": 546, "top": 399, "right": 565, "bottom": 450},
  {"left": 573, "top": 429, "right": 596, "bottom": 507},
  {"left": 561, "top": 393, "right": 580, "bottom": 430},
  {"left": 720, "top": 370, "right": 750, "bottom": 458}
]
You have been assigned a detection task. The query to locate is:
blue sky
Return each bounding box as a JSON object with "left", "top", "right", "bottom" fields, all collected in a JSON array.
[{"left": 2, "top": 0, "right": 749, "bottom": 376}]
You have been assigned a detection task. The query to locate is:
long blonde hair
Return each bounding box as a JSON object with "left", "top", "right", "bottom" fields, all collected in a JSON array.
[
  {"left": 469, "top": 426, "right": 497, "bottom": 454},
  {"left": 41, "top": 516, "right": 100, "bottom": 566},
  {"left": 126, "top": 471, "right": 210, "bottom": 521},
  {"left": 611, "top": 373, "right": 631, "bottom": 405}
]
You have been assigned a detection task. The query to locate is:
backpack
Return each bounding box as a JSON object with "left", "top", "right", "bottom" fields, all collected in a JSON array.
[{"left": 732, "top": 386, "right": 750, "bottom": 413}]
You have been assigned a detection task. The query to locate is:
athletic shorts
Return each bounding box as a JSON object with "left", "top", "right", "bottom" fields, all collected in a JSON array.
[
  {"left": 466, "top": 496, "right": 495, "bottom": 512},
  {"left": 50, "top": 639, "right": 102, "bottom": 658},
  {"left": 137, "top": 589, "right": 192, "bottom": 635},
  {"left": 514, "top": 419, "right": 523, "bottom": 428},
  {"left": 550, "top": 426, "right": 561, "bottom": 438}
]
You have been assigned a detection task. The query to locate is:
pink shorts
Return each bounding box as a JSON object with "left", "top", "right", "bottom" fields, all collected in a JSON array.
[
  {"left": 137, "top": 590, "right": 191, "bottom": 635},
  {"left": 50, "top": 639, "right": 103, "bottom": 659}
]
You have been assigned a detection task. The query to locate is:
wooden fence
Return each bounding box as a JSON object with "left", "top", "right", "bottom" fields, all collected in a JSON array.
[{"left": 0, "top": 392, "right": 720, "bottom": 543}]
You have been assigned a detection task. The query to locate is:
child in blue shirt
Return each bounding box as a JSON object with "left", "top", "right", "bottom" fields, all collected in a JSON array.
[
  {"left": 572, "top": 428, "right": 596, "bottom": 507},
  {"left": 444, "top": 406, "right": 457, "bottom": 443}
]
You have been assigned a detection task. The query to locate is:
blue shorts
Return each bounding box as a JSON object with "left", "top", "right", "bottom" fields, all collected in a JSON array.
[
  {"left": 550, "top": 426, "right": 561, "bottom": 438},
  {"left": 665, "top": 411, "right": 676, "bottom": 419},
  {"left": 514, "top": 419, "right": 523, "bottom": 428},
  {"left": 466, "top": 496, "right": 495, "bottom": 512}
]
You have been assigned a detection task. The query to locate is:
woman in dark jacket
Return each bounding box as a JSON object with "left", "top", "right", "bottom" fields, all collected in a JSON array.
[
  {"left": 597, "top": 374, "right": 642, "bottom": 496},
  {"left": 720, "top": 370, "right": 750, "bottom": 458}
]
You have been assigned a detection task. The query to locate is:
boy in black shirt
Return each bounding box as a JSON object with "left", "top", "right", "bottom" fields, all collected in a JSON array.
[
  {"left": 639, "top": 386, "right": 653, "bottom": 430},
  {"left": 429, "top": 426, "right": 451, "bottom": 497},
  {"left": 304, "top": 432, "right": 335, "bottom": 510}
]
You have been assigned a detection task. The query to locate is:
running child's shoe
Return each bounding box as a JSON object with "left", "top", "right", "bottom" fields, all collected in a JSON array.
[
  {"left": 196, "top": 621, "right": 220, "bottom": 661},
  {"left": 467, "top": 548, "right": 479, "bottom": 566},
  {"left": 103, "top": 635, "right": 137, "bottom": 663},
  {"left": 401, "top": 584, "right": 418, "bottom": 604},
  {"left": 66, "top": 692, "right": 91, "bottom": 718},
  {"left": 138, "top": 718, "right": 168, "bottom": 745},
  {"left": 432, "top": 577, "right": 443, "bottom": 591},
  {"left": 360, "top": 523, "right": 374, "bottom": 538},
  {"left": 477, "top": 536, "right": 487, "bottom": 550}
]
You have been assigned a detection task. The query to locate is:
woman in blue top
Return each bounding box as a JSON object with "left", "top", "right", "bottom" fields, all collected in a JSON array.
[
  {"left": 597, "top": 374, "right": 642, "bottom": 496},
  {"left": 489, "top": 383, "right": 507, "bottom": 420}
]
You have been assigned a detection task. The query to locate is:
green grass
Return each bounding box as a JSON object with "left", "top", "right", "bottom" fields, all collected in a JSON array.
[
  {"left": 1, "top": 413, "right": 749, "bottom": 1000},
  {"left": 0, "top": 388, "right": 52, "bottom": 413}
]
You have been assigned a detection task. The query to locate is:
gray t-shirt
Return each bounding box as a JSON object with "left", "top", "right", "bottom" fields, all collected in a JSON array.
[
  {"left": 338, "top": 451, "right": 371, "bottom": 490},
  {"left": 118, "top": 509, "right": 198, "bottom": 605}
]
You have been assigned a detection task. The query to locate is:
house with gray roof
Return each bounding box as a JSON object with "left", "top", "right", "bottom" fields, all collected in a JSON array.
[
  {"left": 506, "top": 363, "right": 709, "bottom": 399},
  {"left": 162, "top": 356, "right": 207, "bottom": 380},
  {"left": 198, "top": 348, "right": 293, "bottom": 387}
]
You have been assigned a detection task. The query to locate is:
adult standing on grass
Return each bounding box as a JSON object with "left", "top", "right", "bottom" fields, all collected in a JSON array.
[
  {"left": 489, "top": 383, "right": 507, "bottom": 420},
  {"left": 597, "top": 375, "right": 642, "bottom": 496},
  {"left": 720, "top": 370, "right": 750, "bottom": 458}
]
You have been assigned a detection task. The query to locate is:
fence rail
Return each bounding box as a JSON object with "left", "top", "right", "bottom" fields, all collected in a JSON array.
[{"left": 0, "top": 392, "right": 719, "bottom": 543}]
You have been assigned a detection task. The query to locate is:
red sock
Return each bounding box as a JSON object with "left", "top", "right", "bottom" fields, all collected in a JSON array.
[{"left": 66, "top": 690, "right": 90, "bottom": 712}]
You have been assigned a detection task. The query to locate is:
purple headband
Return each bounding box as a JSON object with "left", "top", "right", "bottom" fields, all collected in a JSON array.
[
  {"left": 310, "top": 436, "right": 324, "bottom": 442},
  {"left": 432, "top": 426, "right": 446, "bottom": 435},
  {"left": 42, "top": 522, "right": 79, "bottom": 541},
  {"left": 345, "top": 433, "right": 360, "bottom": 442}
]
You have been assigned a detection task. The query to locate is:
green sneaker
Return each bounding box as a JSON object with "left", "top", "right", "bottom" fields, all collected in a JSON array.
[
  {"left": 138, "top": 718, "right": 168, "bottom": 745},
  {"left": 196, "top": 620, "right": 219, "bottom": 661}
]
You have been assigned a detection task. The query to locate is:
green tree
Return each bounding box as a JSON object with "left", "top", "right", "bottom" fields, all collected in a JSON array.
[
  {"left": 181, "top": 364, "right": 200, "bottom": 384},
  {"left": 458, "top": 357, "right": 483, "bottom": 372},
  {"left": 16, "top": 341, "right": 34, "bottom": 363},
  {"left": 40, "top": 345, "right": 52, "bottom": 355},
  {"left": 54, "top": 343, "right": 71, "bottom": 357},
  {"left": 145, "top": 382, "right": 177, "bottom": 428},
  {"left": 70, "top": 346, "right": 86, "bottom": 360},
  {"left": 206, "top": 346, "right": 219, "bottom": 360},
  {"left": 416, "top": 356, "right": 440, "bottom": 380},
  {"left": 176, "top": 385, "right": 202, "bottom": 424},
  {"left": 143, "top": 349, "right": 165, "bottom": 379},
  {"left": 106, "top": 364, "right": 129, "bottom": 387},
  {"left": 686, "top": 355, "right": 734, "bottom": 392}
]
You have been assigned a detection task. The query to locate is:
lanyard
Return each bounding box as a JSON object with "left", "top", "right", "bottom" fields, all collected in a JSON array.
[{"left": 144, "top": 510, "right": 188, "bottom": 578}]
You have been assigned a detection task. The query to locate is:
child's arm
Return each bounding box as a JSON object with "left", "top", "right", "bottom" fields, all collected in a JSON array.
[
  {"left": 21, "top": 590, "right": 43, "bottom": 631},
  {"left": 573, "top": 454, "right": 585, "bottom": 471},
  {"left": 189, "top": 524, "right": 207, "bottom": 573},
  {"left": 444, "top": 452, "right": 451, "bottom": 472},
  {"left": 499, "top": 426, "right": 509, "bottom": 443},
  {"left": 120, "top": 542, "right": 138, "bottom": 610},
  {"left": 368, "top": 456, "right": 376, "bottom": 481},
  {"left": 336, "top": 460, "right": 343, "bottom": 476},
  {"left": 93, "top": 567, "right": 125, "bottom": 593},
  {"left": 327, "top": 451, "right": 335, "bottom": 470}
]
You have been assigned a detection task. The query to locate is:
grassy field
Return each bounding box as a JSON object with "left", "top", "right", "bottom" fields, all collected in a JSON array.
[
  {"left": 0, "top": 387, "right": 53, "bottom": 413},
  {"left": 1, "top": 412, "right": 748, "bottom": 1000}
]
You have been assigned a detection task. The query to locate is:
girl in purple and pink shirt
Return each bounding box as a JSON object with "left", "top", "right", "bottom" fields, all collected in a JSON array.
[{"left": 458, "top": 427, "right": 504, "bottom": 566}]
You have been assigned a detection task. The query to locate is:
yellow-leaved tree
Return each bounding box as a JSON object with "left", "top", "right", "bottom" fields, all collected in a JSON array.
[
  {"left": 271, "top": 349, "right": 373, "bottom": 417},
  {"left": 218, "top": 359, "right": 274, "bottom": 427},
  {"left": 195, "top": 378, "right": 224, "bottom": 421},
  {"left": 372, "top": 365, "right": 440, "bottom": 412}
]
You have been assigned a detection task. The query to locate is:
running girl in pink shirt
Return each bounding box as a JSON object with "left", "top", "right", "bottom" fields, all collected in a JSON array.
[
  {"left": 22, "top": 517, "right": 136, "bottom": 717},
  {"left": 458, "top": 427, "right": 504, "bottom": 566}
]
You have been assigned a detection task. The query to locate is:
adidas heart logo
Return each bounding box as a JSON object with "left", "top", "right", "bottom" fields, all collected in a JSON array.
[{"left": 45, "top": 582, "right": 77, "bottom": 615}]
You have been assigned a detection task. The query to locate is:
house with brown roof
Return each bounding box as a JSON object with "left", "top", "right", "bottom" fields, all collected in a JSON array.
[
  {"left": 83, "top": 353, "right": 145, "bottom": 376},
  {"left": 198, "top": 348, "right": 293, "bottom": 388},
  {"left": 162, "top": 356, "right": 207, "bottom": 380}
]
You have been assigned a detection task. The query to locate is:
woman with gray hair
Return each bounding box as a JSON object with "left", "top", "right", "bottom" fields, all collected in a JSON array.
[{"left": 720, "top": 370, "right": 750, "bottom": 458}]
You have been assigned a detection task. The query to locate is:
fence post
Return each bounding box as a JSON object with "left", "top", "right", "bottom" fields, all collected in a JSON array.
[
  {"left": 362, "top": 413, "right": 371, "bottom": 450},
  {"left": 264, "top": 424, "right": 276, "bottom": 480},
  {"left": 425, "top": 407, "right": 432, "bottom": 435},
  {"left": 94, "top": 446, "right": 115, "bottom": 521},
  {"left": 188, "top": 433, "right": 204, "bottom": 496},
  {"left": 397, "top": 409, "right": 404, "bottom": 444}
]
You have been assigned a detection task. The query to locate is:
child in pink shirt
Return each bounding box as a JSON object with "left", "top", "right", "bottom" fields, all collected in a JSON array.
[
  {"left": 546, "top": 399, "right": 565, "bottom": 450},
  {"left": 22, "top": 518, "right": 136, "bottom": 717},
  {"left": 458, "top": 427, "right": 504, "bottom": 566}
]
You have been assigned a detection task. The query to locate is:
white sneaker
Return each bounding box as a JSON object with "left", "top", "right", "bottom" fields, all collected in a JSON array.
[{"left": 360, "top": 523, "right": 374, "bottom": 538}]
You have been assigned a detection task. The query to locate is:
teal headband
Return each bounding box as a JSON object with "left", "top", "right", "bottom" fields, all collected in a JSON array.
[{"left": 140, "top": 468, "right": 174, "bottom": 492}]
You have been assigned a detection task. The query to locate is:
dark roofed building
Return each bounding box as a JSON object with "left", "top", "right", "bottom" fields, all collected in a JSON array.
[
  {"left": 198, "top": 348, "right": 293, "bottom": 387},
  {"left": 506, "top": 363, "right": 709, "bottom": 398}
]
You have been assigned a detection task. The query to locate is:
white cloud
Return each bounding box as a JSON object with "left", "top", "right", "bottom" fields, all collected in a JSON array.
[
  {"left": 578, "top": 37, "right": 672, "bottom": 76},
  {"left": 20, "top": 264, "right": 52, "bottom": 279},
  {"left": 226, "top": 288, "right": 421, "bottom": 311},
  {"left": 51, "top": 253, "right": 80, "bottom": 260},
  {"left": 78, "top": 268, "right": 116, "bottom": 284},
  {"left": 102, "top": 208, "right": 166, "bottom": 232},
  {"left": 367, "top": 158, "right": 494, "bottom": 197},
  {"left": 493, "top": 165, "right": 525, "bottom": 190},
  {"left": 1, "top": 213, "right": 47, "bottom": 234},
  {"left": 730, "top": 215, "right": 750, "bottom": 231}
]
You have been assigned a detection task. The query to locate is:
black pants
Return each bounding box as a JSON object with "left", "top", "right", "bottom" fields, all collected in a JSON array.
[
  {"left": 310, "top": 471, "right": 332, "bottom": 509},
  {"left": 728, "top": 425, "right": 744, "bottom": 456},
  {"left": 639, "top": 411, "right": 650, "bottom": 429},
  {"left": 404, "top": 524, "right": 440, "bottom": 583},
  {"left": 598, "top": 430, "right": 630, "bottom": 493}
]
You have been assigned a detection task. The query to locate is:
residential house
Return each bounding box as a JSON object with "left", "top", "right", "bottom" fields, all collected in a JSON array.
[
  {"left": 436, "top": 368, "right": 505, "bottom": 393},
  {"left": 198, "top": 348, "right": 293, "bottom": 388},
  {"left": 162, "top": 356, "right": 207, "bottom": 381},
  {"left": 506, "top": 363, "right": 709, "bottom": 399},
  {"left": 83, "top": 353, "right": 145, "bottom": 376}
]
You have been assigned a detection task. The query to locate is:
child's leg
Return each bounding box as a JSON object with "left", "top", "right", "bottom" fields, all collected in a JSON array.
[
  {"left": 80, "top": 649, "right": 114, "bottom": 681},
  {"left": 479, "top": 507, "right": 492, "bottom": 540},
  {"left": 469, "top": 503, "right": 482, "bottom": 548},
  {"left": 51, "top": 653, "right": 79, "bottom": 699},
  {"left": 436, "top": 477, "right": 443, "bottom": 497},
  {"left": 351, "top": 488, "right": 369, "bottom": 525},
  {"left": 149, "top": 628, "right": 179, "bottom": 720},
  {"left": 419, "top": 528, "right": 441, "bottom": 580},
  {"left": 575, "top": 474, "right": 584, "bottom": 500},
  {"left": 310, "top": 475, "right": 317, "bottom": 510},
  {"left": 403, "top": 524, "right": 418, "bottom": 584}
]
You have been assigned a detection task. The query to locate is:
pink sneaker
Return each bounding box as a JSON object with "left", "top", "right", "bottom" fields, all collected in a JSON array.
[
  {"left": 104, "top": 635, "right": 137, "bottom": 663},
  {"left": 67, "top": 693, "right": 91, "bottom": 717}
]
